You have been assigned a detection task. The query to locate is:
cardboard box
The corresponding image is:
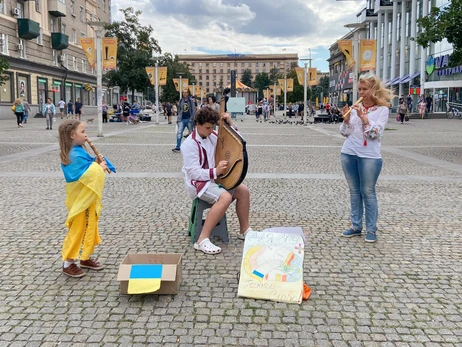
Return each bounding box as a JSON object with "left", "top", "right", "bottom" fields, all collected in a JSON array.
[{"left": 117, "top": 253, "right": 182, "bottom": 295}]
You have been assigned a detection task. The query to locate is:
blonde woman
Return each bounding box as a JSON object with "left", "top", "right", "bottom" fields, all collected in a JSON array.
[
  {"left": 12, "top": 99, "right": 25, "bottom": 128},
  {"left": 339, "top": 73, "right": 395, "bottom": 243}
]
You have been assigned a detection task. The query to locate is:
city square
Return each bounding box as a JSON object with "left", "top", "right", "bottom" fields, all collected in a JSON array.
[{"left": 0, "top": 114, "right": 461, "bottom": 346}]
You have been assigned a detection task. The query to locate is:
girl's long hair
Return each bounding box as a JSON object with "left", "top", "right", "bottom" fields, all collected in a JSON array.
[
  {"left": 58, "top": 120, "right": 81, "bottom": 165},
  {"left": 359, "top": 74, "right": 396, "bottom": 107}
]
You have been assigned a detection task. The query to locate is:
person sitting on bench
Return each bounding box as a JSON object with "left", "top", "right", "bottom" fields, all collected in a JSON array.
[{"left": 181, "top": 107, "right": 253, "bottom": 255}]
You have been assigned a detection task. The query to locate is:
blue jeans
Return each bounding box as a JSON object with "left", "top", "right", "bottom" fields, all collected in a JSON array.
[
  {"left": 340, "top": 153, "right": 382, "bottom": 233},
  {"left": 176, "top": 118, "right": 193, "bottom": 149}
]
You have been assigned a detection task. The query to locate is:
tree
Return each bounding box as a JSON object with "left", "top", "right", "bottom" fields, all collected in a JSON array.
[
  {"left": 253, "top": 72, "right": 270, "bottom": 99},
  {"left": 0, "top": 56, "right": 10, "bottom": 87},
  {"left": 285, "top": 69, "right": 311, "bottom": 104},
  {"left": 415, "top": 0, "right": 462, "bottom": 66},
  {"left": 240, "top": 68, "right": 253, "bottom": 87},
  {"left": 269, "top": 67, "right": 283, "bottom": 84},
  {"left": 157, "top": 53, "right": 194, "bottom": 103},
  {"left": 104, "top": 7, "right": 161, "bottom": 101},
  {"left": 311, "top": 76, "right": 329, "bottom": 103}
]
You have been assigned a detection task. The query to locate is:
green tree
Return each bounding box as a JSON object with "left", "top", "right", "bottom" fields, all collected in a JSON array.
[
  {"left": 104, "top": 7, "right": 161, "bottom": 101},
  {"left": 253, "top": 72, "right": 270, "bottom": 99},
  {"left": 240, "top": 68, "right": 253, "bottom": 87},
  {"left": 285, "top": 69, "right": 311, "bottom": 104},
  {"left": 0, "top": 56, "right": 10, "bottom": 87},
  {"left": 157, "top": 53, "right": 194, "bottom": 103},
  {"left": 269, "top": 67, "right": 283, "bottom": 84},
  {"left": 415, "top": 0, "right": 462, "bottom": 66},
  {"left": 311, "top": 76, "right": 329, "bottom": 103}
]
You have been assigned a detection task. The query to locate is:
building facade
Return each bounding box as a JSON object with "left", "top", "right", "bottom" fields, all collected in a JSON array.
[
  {"left": 0, "top": 0, "right": 112, "bottom": 119},
  {"left": 178, "top": 53, "right": 299, "bottom": 95},
  {"left": 329, "top": 0, "right": 460, "bottom": 110}
]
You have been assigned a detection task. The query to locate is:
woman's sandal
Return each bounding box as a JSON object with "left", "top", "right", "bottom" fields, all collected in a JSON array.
[{"left": 193, "top": 238, "right": 222, "bottom": 255}]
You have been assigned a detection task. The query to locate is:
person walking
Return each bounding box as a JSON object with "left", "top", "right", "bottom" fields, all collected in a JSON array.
[
  {"left": 22, "top": 99, "right": 31, "bottom": 124},
  {"left": 43, "top": 97, "right": 56, "bottom": 130},
  {"left": 74, "top": 98, "right": 83, "bottom": 121},
  {"left": 418, "top": 97, "right": 427, "bottom": 120},
  {"left": 397, "top": 98, "right": 408, "bottom": 124},
  {"left": 172, "top": 89, "right": 196, "bottom": 152},
  {"left": 12, "top": 99, "right": 25, "bottom": 128},
  {"left": 67, "top": 100, "right": 74, "bottom": 119},
  {"left": 339, "top": 73, "right": 394, "bottom": 243},
  {"left": 102, "top": 100, "right": 108, "bottom": 123},
  {"left": 59, "top": 99, "right": 66, "bottom": 119}
]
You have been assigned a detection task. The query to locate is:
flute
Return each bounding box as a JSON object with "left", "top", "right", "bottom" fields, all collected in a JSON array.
[
  {"left": 86, "top": 138, "right": 111, "bottom": 173},
  {"left": 343, "top": 97, "right": 363, "bottom": 118}
]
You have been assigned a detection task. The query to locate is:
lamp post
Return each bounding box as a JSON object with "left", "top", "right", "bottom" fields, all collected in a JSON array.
[
  {"left": 152, "top": 51, "right": 160, "bottom": 124},
  {"left": 273, "top": 81, "right": 277, "bottom": 118},
  {"left": 176, "top": 73, "right": 184, "bottom": 101},
  {"left": 300, "top": 55, "right": 312, "bottom": 126},
  {"left": 344, "top": 23, "right": 366, "bottom": 104},
  {"left": 88, "top": 21, "right": 108, "bottom": 137}
]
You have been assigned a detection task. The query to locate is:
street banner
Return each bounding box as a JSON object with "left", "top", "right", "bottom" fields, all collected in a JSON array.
[
  {"left": 188, "top": 85, "right": 199, "bottom": 96},
  {"left": 145, "top": 67, "right": 155, "bottom": 85},
  {"left": 79, "top": 38, "right": 95, "bottom": 69},
  {"left": 263, "top": 89, "right": 269, "bottom": 99},
  {"left": 278, "top": 79, "right": 285, "bottom": 92},
  {"left": 173, "top": 79, "right": 189, "bottom": 92},
  {"left": 287, "top": 78, "right": 294, "bottom": 92},
  {"left": 360, "top": 40, "right": 376, "bottom": 71},
  {"left": 308, "top": 68, "right": 318, "bottom": 86},
  {"left": 201, "top": 89, "right": 207, "bottom": 98},
  {"left": 338, "top": 40, "right": 355, "bottom": 70},
  {"left": 270, "top": 85, "right": 282, "bottom": 96},
  {"left": 158, "top": 67, "right": 167, "bottom": 86},
  {"left": 102, "top": 37, "right": 117, "bottom": 70},
  {"left": 295, "top": 67, "right": 305, "bottom": 85}
]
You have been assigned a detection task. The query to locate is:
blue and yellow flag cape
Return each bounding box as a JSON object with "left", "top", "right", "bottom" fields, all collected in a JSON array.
[{"left": 61, "top": 145, "right": 115, "bottom": 261}]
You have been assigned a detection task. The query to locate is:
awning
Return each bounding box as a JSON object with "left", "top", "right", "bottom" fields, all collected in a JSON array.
[
  {"left": 384, "top": 79, "right": 391, "bottom": 86},
  {"left": 400, "top": 72, "right": 420, "bottom": 84},
  {"left": 390, "top": 77, "right": 401, "bottom": 85},
  {"left": 398, "top": 75, "right": 410, "bottom": 83}
]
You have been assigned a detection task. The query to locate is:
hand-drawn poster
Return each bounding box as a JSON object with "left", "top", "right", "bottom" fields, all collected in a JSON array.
[{"left": 238, "top": 231, "right": 304, "bottom": 304}]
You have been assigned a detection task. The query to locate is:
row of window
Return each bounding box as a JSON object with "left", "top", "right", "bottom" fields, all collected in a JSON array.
[{"left": 190, "top": 61, "right": 292, "bottom": 68}]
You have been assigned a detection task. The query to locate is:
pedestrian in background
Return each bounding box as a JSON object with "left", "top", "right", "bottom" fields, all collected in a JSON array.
[
  {"left": 397, "top": 98, "right": 408, "bottom": 124},
  {"left": 22, "top": 99, "right": 31, "bottom": 124},
  {"left": 59, "top": 99, "right": 66, "bottom": 119},
  {"left": 172, "top": 89, "right": 196, "bottom": 152},
  {"left": 43, "top": 97, "right": 56, "bottom": 130},
  {"left": 339, "top": 73, "right": 394, "bottom": 243},
  {"left": 418, "top": 97, "right": 427, "bottom": 120},
  {"left": 12, "top": 99, "right": 24, "bottom": 128},
  {"left": 67, "top": 100, "right": 74, "bottom": 119}
]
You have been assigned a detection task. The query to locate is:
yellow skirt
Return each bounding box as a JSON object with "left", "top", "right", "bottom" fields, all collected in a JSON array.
[{"left": 62, "top": 162, "right": 105, "bottom": 261}]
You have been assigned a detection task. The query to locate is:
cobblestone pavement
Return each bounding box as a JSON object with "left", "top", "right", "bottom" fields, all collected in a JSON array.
[{"left": 0, "top": 114, "right": 461, "bottom": 347}]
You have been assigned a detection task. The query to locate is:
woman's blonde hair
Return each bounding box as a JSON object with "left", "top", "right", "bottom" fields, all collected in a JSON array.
[
  {"left": 359, "top": 73, "right": 396, "bottom": 107},
  {"left": 14, "top": 99, "right": 21, "bottom": 105},
  {"left": 58, "top": 120, "right": 81, "bottom": 165}
]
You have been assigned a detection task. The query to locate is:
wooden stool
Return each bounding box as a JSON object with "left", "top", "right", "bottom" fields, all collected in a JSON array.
[{"left": 188, "top": 198, "right": 229, "bottom": 244}]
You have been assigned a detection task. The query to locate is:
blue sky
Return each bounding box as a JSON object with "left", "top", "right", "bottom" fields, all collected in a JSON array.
[{"left": 111, "top": 0, "right": 365, "bottom": 72}]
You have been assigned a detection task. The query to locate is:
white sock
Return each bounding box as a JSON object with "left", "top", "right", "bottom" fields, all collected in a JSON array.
[
  {"left": 243, "top": 227, "right": 253, "bottom": 235},
  {"left": 63, "top": 261, "right": 74, "bottom": 268}
]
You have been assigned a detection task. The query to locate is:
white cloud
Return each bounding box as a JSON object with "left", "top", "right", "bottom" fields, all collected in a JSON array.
[{"left": 111, "top": 0, "right": 366, "bottom": 71}]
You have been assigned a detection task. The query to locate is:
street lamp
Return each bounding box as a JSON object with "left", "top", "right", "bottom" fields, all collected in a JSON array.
[
  {"left": 88, "top": 21, "right": 108, "bottom": 137},
  {"left": 300, "top": 54, "right": 312, "bottom": 126},
  {"left": 176, "top": 72, "right": 184, "bottom": 101},
  {"left": 152, "top": 51, "right": 161, "bottom": 124},
  {"left": 344, "top": 23, "right": 367, "bottom": 104}
]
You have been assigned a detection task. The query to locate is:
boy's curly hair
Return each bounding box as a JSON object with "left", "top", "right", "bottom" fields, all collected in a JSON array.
[{"left": 195, "top": 106, "right": 219, "bottom": 125}]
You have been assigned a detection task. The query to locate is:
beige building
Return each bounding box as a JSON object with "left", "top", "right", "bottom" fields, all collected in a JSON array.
[
  {"left": 178, "top": 53, "right": 299, "bottom": 95},
  {"left": 0, "top": 0, "right": 111, "bottom": 118}
]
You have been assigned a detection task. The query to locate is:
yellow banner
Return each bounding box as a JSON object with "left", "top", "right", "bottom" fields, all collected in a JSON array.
[
  {"left": 287, "top": 78, "right": 294, "bottom": 92},
  {"left": 173, "top": 78, "right": 189, "bottom": 92},
  {"left": 145, "top": 67, "right": 155, "bottom": 85},
  {"left": 189, "top": 85, "right": 199, "bottom": 96},
  {"left": 201, "top": 89, "right": 207, "bottom": 98},
  {"left": 79, "top": 38, "right": 95, "bottom": 69},
  {"left": 269, "top": 86, "right": 282, "bottom": 96},
  {"left": 102, "top": 37, "right": 117, "bottom": 70},
  {"left": 295, "top": 67, "right": 305, "bottom": 85},
  {"left": 158, "top": 66, "right": 167, "bottom": 86},
  {"left": 308, "top": 68, "right": 318, "bottom": 86},
  {"left": 338, "top": 40, "right": 355, "bottom": 70},
  {"left": 278, "top": 79, "right": 285, "bottom": 91},
  {"left": 360, "top": 40, "right": 376, "bottom": 71}
]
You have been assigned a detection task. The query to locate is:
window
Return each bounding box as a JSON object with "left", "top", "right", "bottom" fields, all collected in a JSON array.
[
  {"left": 220, "top": 63, "right": 223, "bottom": 67},
  {"left": 206, "top": 63, "right": 209, "bottom": 67},
  {"left": 61, "top": 24, "right": 66, "bottom": 35},
  {"left": 72, "top": 56, "right": 77, "bottom": 70},
  {"left": 52, "top": 50, "right": 58, "bottom": 66},
  {"left": 80, "top": 31, "right": 85, "bottom": 38},
  {"left": 213, "top": 63, "right": 216, "bottom": 67},
  {"left": 89, "top": 13, "right": 93, "bottom": 21},
  {"left": 256, "top": 62, "right": 259, "bottom": 67},
  {"left": 72, "top": 29, "right": 76, "bottom": 43},
  {"left": 0, "top": 34, "right": 9, "bottom": 55},
  {"left": 0, "top": 72, "right": 13, "bottom": 102},
  {"left": 213, "top": 69, "right": 216, "bottom": 73},
  {"left": 80, "top": 6, "right": 84, "bottom": 22},
  {"left": 16, "top": 3, "right": 24, "bottom": 18},
  {"left": 71, "top": 0, "right": 75, "bottom": 15},
  {"left": 103, "top": 0, "right": 106, "bottom": 12},
  {"left": 234, "top": 62, "right": 237, "bottom": 67},
  {"left": 81, "top": 59, "right": 86, "bottom": 73},
  {"left": 19, "top": 39, "right": 26, "bottom": 59},
  {"left": 0, "top": 0, "right": 5, "bottom": 14},
  {"left": 198, "top": 62, "right": 202, "bottom": 67},
  {"left": 248, "top": 63, "right": 251, "bottom": 67},
  {"left": 36, "top": 0, "right": 41, "bottom": 13},
  {"left": 50, "top": 18, "right": 55, "bottom": 32},
  {"left": 36, "top": 28, "right": 43, "bottom": 45},
  {"left": 62, "top": 53, "right": 68, "bottom": 68}
]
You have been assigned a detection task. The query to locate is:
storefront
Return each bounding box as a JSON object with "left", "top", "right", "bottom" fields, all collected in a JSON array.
[
  {"left": 65, "top": 82, "right": 73, "bottom": 103},
  {"left": 423, "top": 53, "right": 462, "bottom": 112}
]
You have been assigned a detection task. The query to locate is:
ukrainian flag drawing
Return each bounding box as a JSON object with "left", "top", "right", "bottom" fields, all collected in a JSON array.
[{"left": 127, "top": 264, "right": 163, "bottom": 294}]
